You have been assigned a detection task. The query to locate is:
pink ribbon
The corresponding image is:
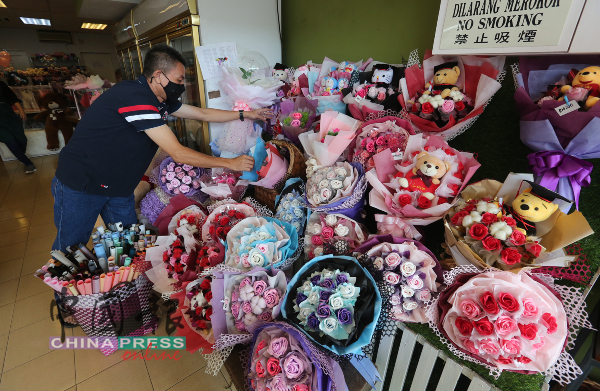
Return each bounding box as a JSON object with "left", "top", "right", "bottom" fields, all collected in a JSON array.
[
  {"left": 527, "top": 150, "right": 592, "bottom": 210},
  {"left": 232, "top": 101, "right": 252, "bottom": 111},
  {"left": 374, "top": 214, "right": 421, "bottom": 240}
]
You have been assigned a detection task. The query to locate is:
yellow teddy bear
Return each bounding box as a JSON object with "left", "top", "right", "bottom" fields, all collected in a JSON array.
[
  {"left": 559, "top": 66, "right": 600, "bottom": 110},
  {"left": 424, "top": 62, "right": 461, "bottom": 99}
]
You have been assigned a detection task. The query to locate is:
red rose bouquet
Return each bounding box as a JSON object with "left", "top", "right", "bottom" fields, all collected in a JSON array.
[
  {"left": 399, "top": 49, "right": 504, "bottom": 139},
  {"left": 201, "top": 201, "right": 257, "bottom": 242},
  {"left": 169, "top": 278, "right": 215, "bottom": 354},
  {"left": 448, "top": 198, "right": 543, "bottom": 270},
  {"left": 162, "top": 235, "right": 199, "bottom": 284},
  {"left": 444, "top": 175, "right": 590, "bottom": 271}
]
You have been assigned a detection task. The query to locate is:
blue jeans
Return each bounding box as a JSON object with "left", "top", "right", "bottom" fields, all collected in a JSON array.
[{"left": 51, "top": 177, "right": 137, "bottom": 252}]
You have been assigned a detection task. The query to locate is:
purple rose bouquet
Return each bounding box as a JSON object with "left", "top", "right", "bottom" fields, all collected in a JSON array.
[
  {"left": 249, "top": 325, "right": 315, "bottom": 391},
  {"left": 354, "top": 237, "right": 442, "bottom": 324},
  {"left": 159, "top": 157, "right": 204, "bottom": 196}
]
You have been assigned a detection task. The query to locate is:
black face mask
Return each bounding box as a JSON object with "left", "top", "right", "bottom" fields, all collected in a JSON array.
[{"left": 159, "top": 71, "right": 185, "bottom": 104}]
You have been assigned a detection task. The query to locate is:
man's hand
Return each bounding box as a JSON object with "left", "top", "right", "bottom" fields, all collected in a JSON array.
[
  {"left": 246, "top": 108, "right": 274, "bottom": 121},
  {"left": 18, "top": 110, "right": 26, "bottom": 121},
  {"left": 228, "top": 155, "right": 255, "bottom": 172}
]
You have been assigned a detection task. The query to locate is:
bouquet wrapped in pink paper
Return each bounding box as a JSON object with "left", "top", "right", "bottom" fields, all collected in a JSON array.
[
  {"left": 349, "top": 116, "right": 413, "bottom": 171},
  {"left": 299, "top": 111, "right": 361, "bottom": 167},
  {"left": 279, "top": 97, "right": 318, "bottom": 145},
  {"left": 366, "top": 133, "right": 480, "bottom": 238},
  {"left": 399, "top": 49, "right": 505, "bottom": 139},
  {"left": 304, "top": 213, "right": 367, "bottom": 260},
  {"left": 354, "top": 235, "right": 443, "bottom": 324},
  {"left": 428, "top": 267, "right": 591, "bottom": 384},
  {"left": 198, "top": 169, "right": 249, "bottom": 202},
  {"left": 302, "top": 58, "right": 369, "bottom": 115}
]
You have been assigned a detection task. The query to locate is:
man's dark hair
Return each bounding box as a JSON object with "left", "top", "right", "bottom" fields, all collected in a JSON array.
[{"left": 143, "top": 44, "right": 187, "bottom": 78}]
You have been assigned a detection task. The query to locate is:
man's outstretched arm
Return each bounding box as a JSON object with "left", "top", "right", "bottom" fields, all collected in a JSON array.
[{"left": 145, "top": 124, "right": 254, "bottom": 172}]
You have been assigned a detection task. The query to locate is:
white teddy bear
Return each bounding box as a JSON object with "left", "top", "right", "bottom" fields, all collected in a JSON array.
[
  {"left": 490, "top": 221, "right": 513, "bottom": 240},
  {"left": 448, "top": 90, "right": 465, "bottom": 102},
  {"left": 461, "top": 211, "right": 482, "bottom": 227},
  {"left": 190, "top": 292, "right": 207, "bottom": 309}
]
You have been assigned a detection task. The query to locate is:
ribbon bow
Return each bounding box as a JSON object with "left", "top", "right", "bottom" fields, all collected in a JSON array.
[
  {"left": 411, "top": 169, "right": 433, "bottom": 187},
  {"left": 527, "top": 150, "right": 593, "bottom": 210}
]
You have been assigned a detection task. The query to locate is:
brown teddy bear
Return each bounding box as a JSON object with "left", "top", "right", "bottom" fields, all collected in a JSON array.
[
  {"left": 424, "top": 62, "right": 461, "bottom": 99},
  {"left": 34, "top": 92, "right": 74, "bottom": 151},
  {"left": 396, "top": 151, "right": 451, "bottom": 199},
  {"left": 559, "top": 66, "right": 600, "bottom": 110}
]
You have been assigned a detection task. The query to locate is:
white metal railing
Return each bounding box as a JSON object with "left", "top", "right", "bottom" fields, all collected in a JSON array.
[{"left": 368, "top": 323, "right": 550, "bottom": 391}]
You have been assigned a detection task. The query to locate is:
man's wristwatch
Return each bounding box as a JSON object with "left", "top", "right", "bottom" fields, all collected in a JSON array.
[{"left": 239, "top": 110, "right": 244, "bottom": 121}]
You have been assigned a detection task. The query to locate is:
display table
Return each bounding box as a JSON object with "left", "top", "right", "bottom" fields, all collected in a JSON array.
[{"left": 224, "top": 344, "right": 369, "bottom": 391}]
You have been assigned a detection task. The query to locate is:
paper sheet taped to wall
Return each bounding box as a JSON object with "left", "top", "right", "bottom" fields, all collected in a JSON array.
[{"left": 195, "top": 42, "right": 237, "bottom": 80}]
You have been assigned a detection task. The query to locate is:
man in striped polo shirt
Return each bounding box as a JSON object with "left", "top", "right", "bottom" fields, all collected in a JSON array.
[{"left": 52, "top": 44, "right": 272, "bottom": 251}]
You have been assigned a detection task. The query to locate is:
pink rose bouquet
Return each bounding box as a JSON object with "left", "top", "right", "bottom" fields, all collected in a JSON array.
[
  {"left": 429, "top": 267, "right": 590, "bottom": 383},
  {"left": 304, "top": 213, "right": 367, "bottom": 260},
  {"left": 248, "top": 323, "right": 345, "bottom": 391}
]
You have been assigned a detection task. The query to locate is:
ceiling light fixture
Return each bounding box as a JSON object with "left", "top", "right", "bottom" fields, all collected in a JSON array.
[
  {"left": 0, "top": 1, "right": 7, "bottom": 8},
  {"left": 20, "top": 17, "right": 51, "bottom": 25},
  {"left": 81, "top": 23, "right": 107, "bottom": 30}
]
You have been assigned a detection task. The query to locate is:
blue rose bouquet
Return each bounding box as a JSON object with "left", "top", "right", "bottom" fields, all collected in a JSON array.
[
  {"left": 293, "top": 268, "right": 360, "bottom": 340},
  {"left": 224, "top": 216, "right": 299, "bottom": 271},
  {"left": 274, "top": 178, "right": 307, "bottom": 236}
]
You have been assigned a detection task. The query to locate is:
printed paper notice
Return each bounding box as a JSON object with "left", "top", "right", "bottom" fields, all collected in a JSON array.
[
  {"left": 440, "top": 0, "right": 574, "bottom": 50},
  {"left": 195, "top": 42, "right": 237, "bottom": 80}
]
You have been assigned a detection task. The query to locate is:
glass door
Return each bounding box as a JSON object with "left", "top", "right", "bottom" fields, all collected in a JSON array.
[
  {"left": 168, "top": 33, "right": 203, "bottom": 151},
  {"left": 122, "top": 50, "right": 133, "bottom": 80},
  {"left": 140, "top": 43, "right": 151, "bottom": 68},
  {"left": 130, "top": 47, "right": 142, "bottom": 78}
]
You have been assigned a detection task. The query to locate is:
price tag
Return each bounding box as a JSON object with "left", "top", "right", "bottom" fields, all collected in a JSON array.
[
  {"left": 555, "top": 101, "right": 580, "bottom": 116},
  {"left": 355, "top": 95, "right": 363, "bottom": 103},
  {"left": 392, "top": 151, "right": 403, "bottom": 161}
]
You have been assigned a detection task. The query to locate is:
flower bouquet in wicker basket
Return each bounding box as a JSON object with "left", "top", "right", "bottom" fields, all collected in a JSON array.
[{"left": 253, "top": 140, "right": 307, "bottom": 211}]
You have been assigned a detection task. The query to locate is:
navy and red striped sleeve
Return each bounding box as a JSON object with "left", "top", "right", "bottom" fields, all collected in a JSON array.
[{"left": 117, "top": 102, "right": 165, "bottom": 132}]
